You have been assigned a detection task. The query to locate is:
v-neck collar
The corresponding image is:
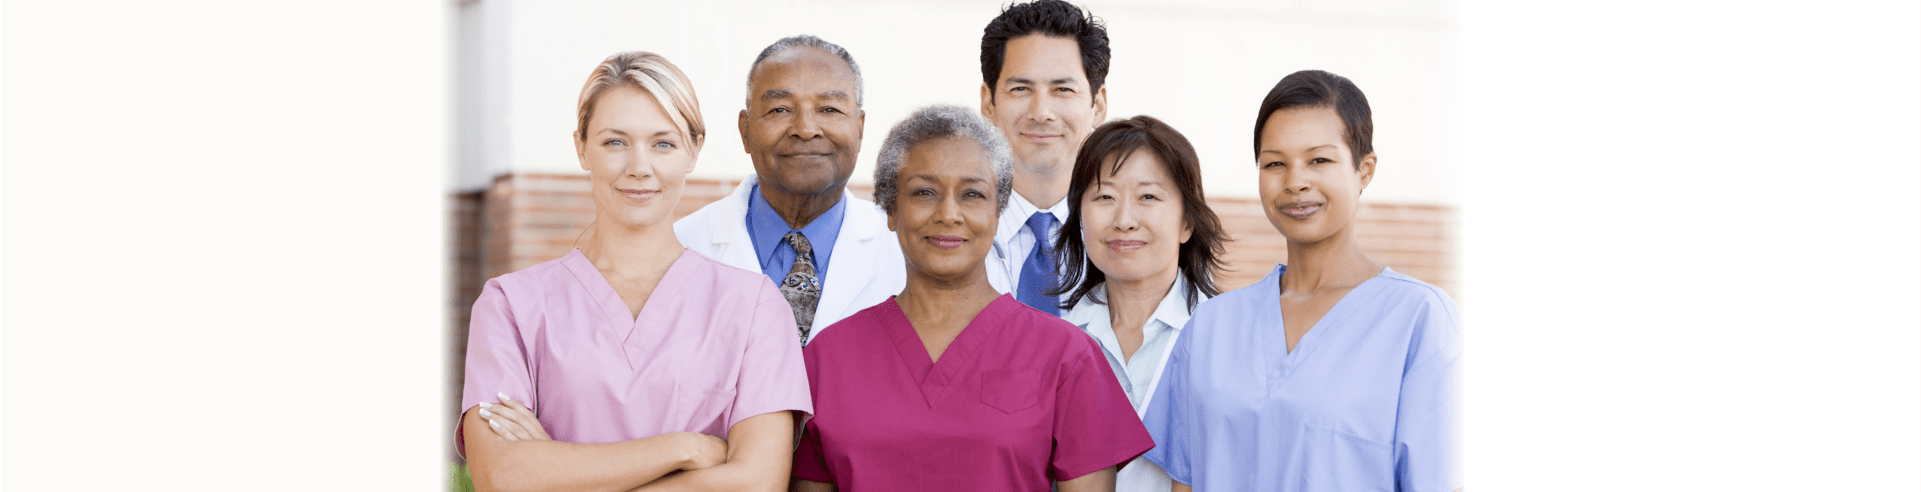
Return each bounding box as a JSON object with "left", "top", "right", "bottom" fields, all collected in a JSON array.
[
  {"left": 878, "top": 294, "right": 1017, "bottom": 408},
  {"left": 1260, "top": 264, "right": 1391, "bottom": 386},
  {"left": 560, "top": 247, "right": 697, "bottom": 370}
]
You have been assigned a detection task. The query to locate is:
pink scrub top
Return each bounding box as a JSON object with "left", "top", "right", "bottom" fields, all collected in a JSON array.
[
  {"left": 793, "top": 295, "right": 1153, "bottom": 491},
  {"left": 457, "top": 248, "right": 811, "bottom": 456}
]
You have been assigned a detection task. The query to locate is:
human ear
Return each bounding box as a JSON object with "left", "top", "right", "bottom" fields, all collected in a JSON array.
[
  {"left": 739, "top": 109, "right": 754, "bottom": 154},
  {"left": 979, "top": 83, "right": 995, "bottom": 120},
  {"left": 1091, "top": 85, "right": 1108, "bottom": 122},
  {"left": 574, "top": 132, "right": 588, "bottom": 171},
  {"left": 686, "top": 134, "right": 705, "bottom": 172},
  {"left": 1356, "top": 152, "right": 1378, "bottom": 191}
]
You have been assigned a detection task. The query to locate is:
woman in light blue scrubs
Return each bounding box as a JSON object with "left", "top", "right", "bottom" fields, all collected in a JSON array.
[{"left": 1140, "top": 70, "right": 1463, "bottom": 492}]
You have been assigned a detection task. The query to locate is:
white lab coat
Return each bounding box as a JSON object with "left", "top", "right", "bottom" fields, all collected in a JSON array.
[{"left": 674, "top": 175, "right": 907, "bottom": 342}]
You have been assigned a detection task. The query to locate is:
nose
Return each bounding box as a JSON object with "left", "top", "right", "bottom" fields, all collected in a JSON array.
[
  {"left": 622, "top": 150, "right": 654, "bottom": 180},
  {"left": 1281, "top": 166, "right": 1310, "bottom": 195},
  {"left": 790, "top": 109, "right": 823, "bottom": 140},
  {"left": 934, "top": 193, "right": 965, "bottom": 225},
  {"left": 1025, "top": 95, "right": 1058, "bottom": 125},
  {"left": 1112, "top": 199, "right": 1140, "bottom": 232}
]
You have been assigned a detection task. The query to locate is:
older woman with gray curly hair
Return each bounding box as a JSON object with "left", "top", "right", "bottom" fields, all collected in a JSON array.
[{"left": 788, "top": 105, "right": 1152, "bottom": 492}]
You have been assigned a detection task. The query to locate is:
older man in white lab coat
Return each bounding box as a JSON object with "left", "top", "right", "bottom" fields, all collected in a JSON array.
[{"left": 677, "top": 34, "right": 903, "bottom": 345}]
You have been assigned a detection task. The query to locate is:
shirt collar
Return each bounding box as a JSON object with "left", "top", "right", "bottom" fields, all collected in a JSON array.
[
  {"left": 1002, "top": 190, "right": 1069, "bottom": 241},
  {"left": 1062, "top": 275, "right": 1198, "bottom": 331},
  {"left": 745, "top": 183, "right": 848, "bottom": 265}
]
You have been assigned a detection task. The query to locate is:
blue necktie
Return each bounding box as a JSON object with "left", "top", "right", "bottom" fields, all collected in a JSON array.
[{"left": 1017, "top": 212, "right": 1060, "bottom": 315}]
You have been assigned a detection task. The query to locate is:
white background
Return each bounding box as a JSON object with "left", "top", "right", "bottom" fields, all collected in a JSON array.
[{"left": 4, "top": 0, "right": 1917, "bottom": 489}]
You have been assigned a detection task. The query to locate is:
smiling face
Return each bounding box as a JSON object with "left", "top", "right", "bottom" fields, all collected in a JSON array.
[
  {"left": 1081, "top": 151, "right": 1191, "bottom": 286},
  {"left": 887, "top": 136, "right": 1000, "bottom": 283},
  {"left": 980, "top": 34, "right": 1107, "bottom": 177},
  {"left": 740, "top": 46, "right": 864, "bottom": 199},
  {"left": 576, "top": 85, "right": 699, "bottom": 230},
  {"left": 1256, "top": 106, "right": 1375, "bottom": 244}
]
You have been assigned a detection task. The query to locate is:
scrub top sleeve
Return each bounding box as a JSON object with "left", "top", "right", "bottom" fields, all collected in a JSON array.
[
  {"left": 457, "top": 279, "right": 535, "bottom": 458},
  {"left": 1140, "top": 317, "right": 1195, "bottom": 485},
  {"left": 1049, "top": 335, "right": 1156, "bottom": 481},
  {"left": 1395, "top": 295, "right": 1463, "bottom": 492},
  {"left": 791, "top": 417, "right": 833, "bottom": 483},
  {"left": 726, "top": 281, "right": 814, "bottom": 433}
]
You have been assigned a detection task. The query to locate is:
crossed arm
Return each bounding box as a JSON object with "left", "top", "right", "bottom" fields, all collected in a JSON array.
[{"left": 465, "top": 396, "right": 794, "bottom": 492}]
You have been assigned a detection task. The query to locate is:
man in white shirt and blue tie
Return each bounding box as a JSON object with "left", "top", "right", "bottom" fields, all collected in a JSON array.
[{"left": 977, "top": 0, "right": 1111, "bottom": 314}]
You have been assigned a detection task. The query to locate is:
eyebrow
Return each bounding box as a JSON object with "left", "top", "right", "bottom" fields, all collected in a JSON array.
[
  {"left": 906, "top": 173, "right": 991, "bottom": 184},
  {"left": 819, "top": 90, "right": 850, "bottom": 100},
  {"left": 597, "top": 128, "right": 675, "bottom": 139},
  {"left": 1003, "top": 77, "right": 1081, "bottom": 87},
  {"left": 759, "top": 89, "right": 792, "bottom": 101},
  {"left": 1097, "top": 179, "right": 1166, "bottom": 187},
  {"left": 1258, "top": 144, "right": 1338, "bottom": 155}
]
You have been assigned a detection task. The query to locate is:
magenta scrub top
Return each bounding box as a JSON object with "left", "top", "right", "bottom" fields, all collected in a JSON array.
[
  {"left": 457, "top": 248, "right": 811, "bottom": 456},
  {"left": 794, "top": 295, "right": 1153, "bottom": 491}
]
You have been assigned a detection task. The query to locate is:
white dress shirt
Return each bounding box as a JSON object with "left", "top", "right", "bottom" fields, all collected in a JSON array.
[{"left": 984, "top": 190, "right": 1069, "bottom": 299}]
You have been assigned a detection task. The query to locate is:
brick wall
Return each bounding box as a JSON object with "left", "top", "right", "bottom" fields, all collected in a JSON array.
[
  {"left": 451, "top": 172, "right": 1455, "bottom": 330},
  {"left": 446, "top": 173, "right": 1456, "bottom": 459}
]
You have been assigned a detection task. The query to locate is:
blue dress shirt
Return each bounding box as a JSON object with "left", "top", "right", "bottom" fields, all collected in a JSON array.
[{"left": 745, "top": 184, "right": 845, "bottom": 286}]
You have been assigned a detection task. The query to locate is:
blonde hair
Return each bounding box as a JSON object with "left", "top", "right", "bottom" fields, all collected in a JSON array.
[{"left": 576, "top": 51, "right": 705, "bottom": 147}]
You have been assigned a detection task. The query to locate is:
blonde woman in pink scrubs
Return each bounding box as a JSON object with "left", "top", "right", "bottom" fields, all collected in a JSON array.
[{"left": 458, "top": 51, "right": 811, "bottom": 492}]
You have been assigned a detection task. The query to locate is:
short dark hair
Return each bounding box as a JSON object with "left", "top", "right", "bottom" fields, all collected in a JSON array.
[
  {"left": 1253, "top": 70, "right": 1373, "bottom": 167},
  {"left": 1050, "top": 115, "right": 1227, "bottom": 311},
  {"left": 979, "top": 0, "right": 1110, "bottom": 101}
]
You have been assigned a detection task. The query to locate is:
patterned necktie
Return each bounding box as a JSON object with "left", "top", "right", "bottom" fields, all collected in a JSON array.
[
  {"left": 778, "top": 232, "right": 822, "bottom": 343},
  {"left": 1016, "top": 212, "right": 1060, "bottom": 315}
]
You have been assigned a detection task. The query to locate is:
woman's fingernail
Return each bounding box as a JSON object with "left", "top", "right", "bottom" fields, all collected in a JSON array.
[
  {"left": 479, "top": 408, "right": 495, "bottom": 418},
  {"left": 497, "top": 392, "right": 512, "bottom": 402},
  {"left": 477, "top": 402, "right": 492, "bottom": 409},
  {"left": 488, "top": 419, "right": 499, "bottom": 429}
]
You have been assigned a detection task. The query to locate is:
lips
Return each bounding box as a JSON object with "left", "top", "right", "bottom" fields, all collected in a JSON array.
[
  {"left": 928, "top": 235, "right": 967, "bottom": 250},
  {"left": 1106, "top": 240, "right": 1147, "bottom": 253},
  {"left": 618, "top": 188, "right": 660, "bottom": 201},
  {"left": 1277, "top": 202, "right": 1321, "bottom": 220}
]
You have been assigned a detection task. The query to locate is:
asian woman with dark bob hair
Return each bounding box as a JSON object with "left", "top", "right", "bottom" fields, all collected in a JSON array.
[
  {"left": 1049, "top": 115, "right": 1227, "bottom": 491},
  {"left": 1139, "top": 70, "right": 1462, "bottom": 492}
]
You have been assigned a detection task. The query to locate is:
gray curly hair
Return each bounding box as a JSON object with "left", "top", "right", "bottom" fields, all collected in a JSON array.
[
  {"left": 872, "top": 104, "right": 1015, "bottom": 214},
  {"left": 746, "top": 34, "right": 863, "bottom": 109}
]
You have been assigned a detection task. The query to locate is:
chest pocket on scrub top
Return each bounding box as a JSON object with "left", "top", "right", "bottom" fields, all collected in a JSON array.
[
  {"left": 1296, "top": 422, "right": 1394, "bottom": 492},
  {"left": 980, "top": 368, "right": 1045, "bottom": 413}
]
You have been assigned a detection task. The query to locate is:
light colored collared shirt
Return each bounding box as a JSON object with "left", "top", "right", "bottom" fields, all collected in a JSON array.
[
  {"left": 1061, "top": 277, "right": 1199, "bottom": 492},
  {"left": 1061, "top": 277, "right": 1196, "bottom": 415},
  {"left": 986, "top": 190, "right": 1069, "bottom": 298}
]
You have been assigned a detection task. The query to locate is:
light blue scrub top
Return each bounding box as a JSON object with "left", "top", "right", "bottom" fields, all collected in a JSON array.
[{"left": 1141, "top": 264, "right": 1462, "bottom": 492}]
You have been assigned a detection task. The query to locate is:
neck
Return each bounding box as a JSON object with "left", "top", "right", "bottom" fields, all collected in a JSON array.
[
  {"left": 1106, "top": 270, "right": 1178, "bottom": 330},
  {"left": 761, "top": 184, "right": 845, "bottom": 230},
  {"left": 1280, "top": 225, "right": 1380, "bottom": 294},
  {"left": 580, "top": 212, "right": 683, "bottom": 278},
  {"left": 896, "top": 267, "right": 1001, "bottom": 325},
  {"left": 1012, "top": 166, "right": 1071, "bottom": 210}
]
